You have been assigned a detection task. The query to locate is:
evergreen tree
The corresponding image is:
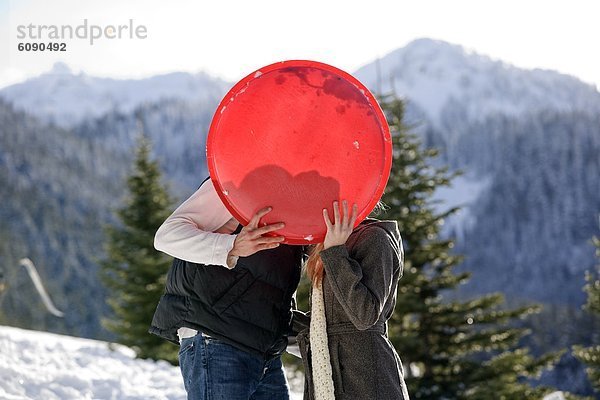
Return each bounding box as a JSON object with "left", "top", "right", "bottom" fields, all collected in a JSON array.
[
  {"left": 100, "top": 132, "right": 177, "bottom": 363},
  {"left": 378, "top": 95, "right": 570, "bottom": 399},
  {"left": 573, "top": 235, "right": 600, "bottom": 394}
]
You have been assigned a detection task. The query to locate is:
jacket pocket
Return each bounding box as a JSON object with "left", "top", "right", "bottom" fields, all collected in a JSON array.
[
  {"left": 212, "top": 269, "right": 256, "bottom": 314},
  {"left": 332, "top": 342, "right": 345, "bottom": 394}
]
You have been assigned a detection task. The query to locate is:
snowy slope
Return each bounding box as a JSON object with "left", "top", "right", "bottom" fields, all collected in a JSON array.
[
  {"left": 0, "top": 62, "right": 230, "bottom": 126},
  {"left": 431, "top": 174, "right": 491, "bottom": 241},
  {"left": 0, "top": 326, "right": 302, "bottom": 400},
  {"left": 354, "top": 38, "right": 600, "bottom": 128}
]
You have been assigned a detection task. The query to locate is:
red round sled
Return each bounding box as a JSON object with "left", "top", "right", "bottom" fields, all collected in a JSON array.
[{"left": 206, "top": 60, "right": 392, "bottom": 244}]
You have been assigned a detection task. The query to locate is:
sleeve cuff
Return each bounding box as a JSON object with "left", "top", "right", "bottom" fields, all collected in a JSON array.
[{"left": 212, "top": 234, "right": 237, "bottom": 268}]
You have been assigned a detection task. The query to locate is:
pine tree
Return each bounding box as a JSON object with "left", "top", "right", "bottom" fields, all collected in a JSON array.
[
  {"left": 573, "top": 235, "right": 600, "bottom": 394},
  {"left": 379, "top": 95, "right": 571, "bottom": 399},
  {"left": 100, "top": 132, "right": 177, "bottom": 363}
]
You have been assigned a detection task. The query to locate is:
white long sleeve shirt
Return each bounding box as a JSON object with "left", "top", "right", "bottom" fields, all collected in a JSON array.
[
  {"left": 153, "top": 179, "right": 240, "bottom": 341},
  {"left": 154, "top": 179, "right": 240, "bottom": 268}
]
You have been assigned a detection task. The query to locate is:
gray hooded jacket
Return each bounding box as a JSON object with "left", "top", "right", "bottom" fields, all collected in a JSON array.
[{"left": 297, "top": 218, "right": 410, "bottom": 399}]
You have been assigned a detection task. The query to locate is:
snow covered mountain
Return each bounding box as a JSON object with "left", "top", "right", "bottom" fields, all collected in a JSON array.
[
  {"left": 4, "top": 39, "right": 600, "bottom": 131},
  {"left": 0, "top": 325, "right": 302, "bottom": 400},
  {"left": 354, "top": 38, "right": 600, "bottom": 129},
  {"left": 0, "top": 62, "right": 230, "bottom": 127}
]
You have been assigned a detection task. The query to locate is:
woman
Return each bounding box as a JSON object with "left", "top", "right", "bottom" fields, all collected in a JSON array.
[{"left": 297, "top": 200, "right": 410, "bottom": 400}]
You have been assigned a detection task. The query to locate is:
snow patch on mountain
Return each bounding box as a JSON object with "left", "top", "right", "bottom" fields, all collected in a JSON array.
[{"left": 432, "top": 174, "right": 491, "bottom": 241}]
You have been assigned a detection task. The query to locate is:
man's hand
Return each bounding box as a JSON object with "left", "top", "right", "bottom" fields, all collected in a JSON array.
[
  {"left": 323, "top": 200, "right": 358, "bottom": 250},
  {"left": 229, "top": 207, "right": 285, "bottom": 258}
]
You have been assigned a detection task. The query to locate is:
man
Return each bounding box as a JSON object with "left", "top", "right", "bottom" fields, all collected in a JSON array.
[{"left": 149, "top": 177, "right": 305, "bottom": 400}]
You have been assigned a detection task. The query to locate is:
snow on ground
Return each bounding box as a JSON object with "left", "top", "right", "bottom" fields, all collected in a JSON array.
[{"left": 0, "top": 325, "right": 302, "bottom": 400}]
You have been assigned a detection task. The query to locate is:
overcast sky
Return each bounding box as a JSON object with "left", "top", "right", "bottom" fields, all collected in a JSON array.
[{"left": 1, "top": 0, "right": 599, "bottom": 89}]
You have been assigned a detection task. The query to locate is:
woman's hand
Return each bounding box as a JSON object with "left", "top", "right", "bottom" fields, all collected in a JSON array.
[{"left": 323, "top": 200, "right": 358, "bottom": 250}]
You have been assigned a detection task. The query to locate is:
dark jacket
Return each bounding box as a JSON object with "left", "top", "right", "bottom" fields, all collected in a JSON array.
[
  {"left": 149, "top": 238, "right": 303, "bottom": 359},
  {"left": 297, "top": 218, "right": 410, "bottom": 399}
]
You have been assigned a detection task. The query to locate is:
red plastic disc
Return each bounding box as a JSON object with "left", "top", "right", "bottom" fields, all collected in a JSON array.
[{"left": 206, "top": 60, "right": 392, "bottom": 244}]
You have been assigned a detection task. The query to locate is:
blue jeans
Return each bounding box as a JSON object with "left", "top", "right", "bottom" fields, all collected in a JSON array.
[{"left": 178, "top": 334, "right": 290, "bottom": 400}]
